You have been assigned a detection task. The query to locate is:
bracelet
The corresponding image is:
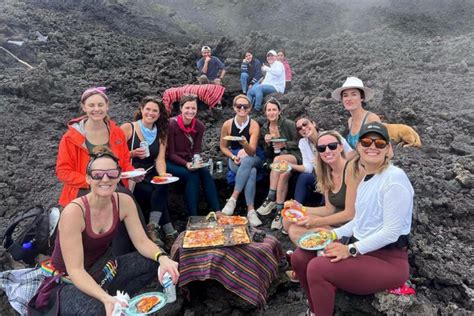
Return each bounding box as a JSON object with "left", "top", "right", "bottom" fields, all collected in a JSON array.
[
  {"left": 231, "top": 155, "right": 236, "bottom": 161},
  {"left": 154, "top": 250, "right": 167, "bottom": 262},
  {"left": 330, "top": 231, "right": 337, "bottom": 241}
]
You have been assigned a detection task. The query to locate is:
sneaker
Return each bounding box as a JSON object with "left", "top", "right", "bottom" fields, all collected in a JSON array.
[
  {"left": 285, "top": 270, "right": 299, "bottom": 283},
  {"left": 164, "top": 231, "right": 179, "bottom": 252},
  {"left": 271, "top": 214, "right": 283, "bottom": 230},
  {"left": 247, "top": 210, "right": 263, "bottom": 227},
  {"left": 222, "top": 197, "right": 237, "bottom": 215},
  {"left": 216, "top": 103, "right": 223, "bottom": 110},
  {"left": 281, "top": 229, "right": 288, "bottom": 235},
  {"left": 146, "top": 223, "right": 165, "bottom": 248},
  {"left": 256, "top": 198, "right": 276, "bottom": 216}
]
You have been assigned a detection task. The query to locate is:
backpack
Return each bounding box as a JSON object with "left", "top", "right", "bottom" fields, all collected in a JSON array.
[{"left": 1, "top": 206, "right": 58, "bottom": 264}]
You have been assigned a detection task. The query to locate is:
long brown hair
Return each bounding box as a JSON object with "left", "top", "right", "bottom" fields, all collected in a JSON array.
[
  {"left": 315, "top": 131, "right": 346, "bottom": 193},
  {"left": 133, "top": 96, "right": 169, "bottom": 143}
]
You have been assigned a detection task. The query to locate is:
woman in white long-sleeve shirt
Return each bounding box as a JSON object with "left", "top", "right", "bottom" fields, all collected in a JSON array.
[
  {"left": 247, "top": 50, "right": 285, "bottom": 111},
  {"left": 291, "top": 122, "right": 414, "bottom": 316}
]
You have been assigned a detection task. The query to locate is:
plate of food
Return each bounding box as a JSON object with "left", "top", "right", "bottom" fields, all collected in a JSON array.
[
  {"left": 231, "top": 226, "right": 251, "bottom": 244},
  {"left": 150, "top": 176, "right": 179, "bottom": 185},
  {"left": 217, "top": 214, "right": 248, "bottom": 226},
  {"left": 297, "top": 231, "right": 332, "bottom": 251},
  {"left": 281, "top": 207, "right": 307, "bottom": 223},
  {"left": 120, "top": 170, "right": 146, "bottom": 179},
  {"left": 269, "top": 138, "right": 287, "bottom": 143},
  {"left": 125, "top": 292, "right": 166, "bottom": 315},
  {"left": 270, "top": 162, "right": 292, "bottom": 173},
  {"left": 223, "top": 135, "right": 244, "bottom": 141}
]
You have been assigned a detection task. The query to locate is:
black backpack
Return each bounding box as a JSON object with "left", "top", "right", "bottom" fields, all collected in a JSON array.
[{"left": 1, "top": 205, "right": 56, "bottom": 264}]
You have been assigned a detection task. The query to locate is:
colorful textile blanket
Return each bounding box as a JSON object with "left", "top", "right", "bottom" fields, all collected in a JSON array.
[
  {"left": 171, "top": 232, "right": 283, "bottom": 308},
  {"left": 162, "top": 84, "right": 225, "bottom": 112}
]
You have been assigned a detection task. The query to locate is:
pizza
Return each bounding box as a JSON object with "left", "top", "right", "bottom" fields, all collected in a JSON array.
[
  {"left": 136, "top": 296, "right": 160, "bottom": 313},
  {"left": 183, "top": 228, "right": 225, "bottom": 248},
  {"left": 284, "top": 199, "right": 303, "bottom": 210},
  {"left": 231, "top": 227, "right": 251, "bottom": 244},
  {"left": 217, "top": 215, "right": 248, "bottom": 226},
  {"left": 270, "top": 161, "right": 289, "bottom": 172},
  {"left": 152, "top": 176, "right": 167, "bottom": 183}
]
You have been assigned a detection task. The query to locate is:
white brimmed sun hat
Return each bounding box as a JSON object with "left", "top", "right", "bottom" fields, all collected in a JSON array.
[{"left": 331, "top": 77, "right": 374, "bottom": 101}]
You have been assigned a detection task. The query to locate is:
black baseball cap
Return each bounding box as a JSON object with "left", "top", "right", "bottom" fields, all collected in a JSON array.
[{"left": 359, "top": 122, "right": 390, "bottom": 142}]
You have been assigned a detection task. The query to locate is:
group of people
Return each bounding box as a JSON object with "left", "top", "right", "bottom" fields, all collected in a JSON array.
[
  {"left": 27, "top": 65, "right": 413, "bottom": 315},
  {"left": 196, "top": 46, "right": 293, "bottom": 111}
]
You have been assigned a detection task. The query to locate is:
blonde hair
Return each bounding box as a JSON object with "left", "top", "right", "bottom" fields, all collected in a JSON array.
[
  {"left": 349, "top": 141, "right": 394, "bottom": 179},
  {"left": 233, "top": 94, "right": 251, "bottom": 107},
  {"left": 315, "top": 130, "right": 346, "bottom": 193}
]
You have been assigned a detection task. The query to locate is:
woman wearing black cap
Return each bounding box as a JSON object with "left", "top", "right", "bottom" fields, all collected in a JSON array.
[{"left": 291, "top": 122, "right": 414, "bottom": 316}]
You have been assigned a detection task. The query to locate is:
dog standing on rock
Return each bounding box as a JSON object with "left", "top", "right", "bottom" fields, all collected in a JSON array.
[{"left": 384, "top": 123, "right": 421, "bottom": 147}]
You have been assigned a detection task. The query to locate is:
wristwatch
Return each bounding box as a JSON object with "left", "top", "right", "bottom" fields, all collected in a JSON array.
[{"left": 348, "top": 244, "right": 358, "bottom": 257}]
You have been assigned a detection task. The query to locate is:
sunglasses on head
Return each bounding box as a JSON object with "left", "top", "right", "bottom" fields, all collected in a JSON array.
[
  {"left": 317, "top": 142, "right": 339, "bottom": 153},
  {"left": 234, "top": 103, "right": 250, "bottom": 110},
  {"left": 296, "top": 122, "right": 309, "bottom": 131},
  {"left": 89, "top": 168, "right": 122, "bottom": 180},
  {"left": 360, "top": 137, "right": 388, "bottom": 149}
]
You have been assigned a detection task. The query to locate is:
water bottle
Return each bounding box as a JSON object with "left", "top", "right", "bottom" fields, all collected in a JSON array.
[
  {"left": 208, "top": 158, "right": 214, "bottom": 175},
  {"left": 162, "top": 272, "right": 176, "bottom": 303}
]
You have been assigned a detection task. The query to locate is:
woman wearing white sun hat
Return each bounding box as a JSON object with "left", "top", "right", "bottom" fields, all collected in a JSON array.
[{"left": 332, "top": 77, "right": 381, "bottom": 150}]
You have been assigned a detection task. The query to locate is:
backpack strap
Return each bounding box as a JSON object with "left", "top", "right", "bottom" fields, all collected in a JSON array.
[{"left": 1, "top": 206, "right": 45, "bottom": 248}]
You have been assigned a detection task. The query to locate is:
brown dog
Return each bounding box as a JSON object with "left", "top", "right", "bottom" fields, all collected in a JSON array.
[{"left": 384, "top": 123, "right": 421, "bottom": 148}]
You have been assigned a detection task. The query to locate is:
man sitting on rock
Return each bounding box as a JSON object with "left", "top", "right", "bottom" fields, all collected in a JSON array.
[
  {"left": 196, "top": 45, "right": 226, "bottom": 85},
  {"left": 240, "top": 51, "right": 263, "bottom": 94}
]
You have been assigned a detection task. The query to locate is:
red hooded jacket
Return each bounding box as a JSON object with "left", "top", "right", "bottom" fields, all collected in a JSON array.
[{"left": 56, "top": 116, "right": 133, "bottom": 206}]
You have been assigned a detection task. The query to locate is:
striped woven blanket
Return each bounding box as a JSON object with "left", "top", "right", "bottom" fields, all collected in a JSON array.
[
  {"left": 171, "top": 232, "right": 283, "bottom": 308},
  {"left": 162, "top": 84, "right": 225, "bottom": 112}
]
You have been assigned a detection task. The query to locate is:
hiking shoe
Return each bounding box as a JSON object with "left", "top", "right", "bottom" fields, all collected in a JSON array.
[
  {"left": 216, "top": 103, "right": 223, "bottom": 110},
  {"left": 271, "top": 214, "right": 283, "bottom": 230},
  {"left": 164, "top": 231, "right": 179, "bottom": 252},
  {"left": 247, "top": 210, "right": 263, "bottom": 227},
  {"left": 146, "top": 223, "right": 165, "bottom": 248},
  {"left": 285, "top": 270, "right": 299, "bottom": 283},
  {"left": 256, "top": 198, "right": 276, "bottom": 216},
  {"left": 222, "top": 197, "right": 237, "bottom": 215}
]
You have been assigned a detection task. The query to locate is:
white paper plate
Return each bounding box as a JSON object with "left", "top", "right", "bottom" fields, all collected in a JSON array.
[
  {"left": 150, "top": 176, "right": 180, "bottom": 185},
  {"left": 120, "top": 170, "right": 146, "bottom": 179}
]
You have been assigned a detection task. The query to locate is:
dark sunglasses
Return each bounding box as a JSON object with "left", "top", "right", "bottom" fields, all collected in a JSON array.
[
  {"left": 360, "top": 137, "right": 388, "bottom": 149},
  {"left": 317, "top": 142, "right": 339, "bottom": 153},
  {"left": 234, "top": 103, "right": 250, "bottom": 110},
  {"left": 89, "top": 168, "right": 122, "bottom": 180},
  {"left": 296, "top": 122, "right": 309, "bottom": 131}
]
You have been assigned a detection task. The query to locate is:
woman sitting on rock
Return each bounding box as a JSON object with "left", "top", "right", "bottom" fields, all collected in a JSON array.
[
  {"left": 120, "top": 96, "right": 177, "bottom": 250},
  {"left": 220, "top": 94, "right": 262, "bottom": 226},
  {"left": 256, "top": 97, "right": 301, "bottom": 230},
  {"left": 56, "top": 86, "right": 145, "bottom": 255},
  {"left": 292, "top": 122, "right": 413, "bottom": 316},
  {"left": 332, "top": 76, "right": 381, "bottom": 150},
  {"left": 283, "top": 130, "right": 357, "bottom": 245},
  {"left": 32, "top": 147, "right": 179, "bottom": 315},
  {"left": 277, "top": 49, "right": 292, "bottom": 93},
  {"left": 166, "top": 94, "right": 220, "bottom": 216}
]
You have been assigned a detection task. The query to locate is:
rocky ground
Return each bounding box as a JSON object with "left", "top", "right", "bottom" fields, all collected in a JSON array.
[{"left": 0, "top": 0, "right": 473, "bottom": 315}]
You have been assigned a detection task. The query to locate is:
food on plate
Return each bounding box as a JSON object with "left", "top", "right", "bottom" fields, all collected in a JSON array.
[
  {"left": 223, "top": 135, "right": 243, "bottom": 141},
  {"left": 152, "top": 176, "right": 168, "bottom": 183},
  {"left": 183, "top": 228, "right": 225, "bottom": 248},
  {"left": 282, "top": 208, "right": 307, "bottom": 222},
  {"left": 136, "top": 296, "right": 160, "bottom": 313},
  {"left": 270, "top": 161, "right": 289, "bottom": 172},
  {"left": 283, "top": 199, "right": 303, "bottom": 210},
  {"left": 299, "top": 232, "right": 330, "bottom": 249},
  {"left": 217, "top": 215, "right": 248, "bottom": 226},
  {"left": 231, "top": 227, "right": 251, "bottom": 244}
]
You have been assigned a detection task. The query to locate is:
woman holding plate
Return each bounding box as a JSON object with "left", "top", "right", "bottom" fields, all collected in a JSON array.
[
  {"left": 291, "top": 122, "right": 413, "bottom": 316},
  {"left": 166, "top": 94, "right": 220, "bottom": 216},
  {"left": 121, "top": 96, "right": 177, "bottom": 250},
  {"left": 256, "top": 97, "right": 301, "bottom": 230},
  {"left": 219, "top": 94, "right": 262, "bottom": 227}
]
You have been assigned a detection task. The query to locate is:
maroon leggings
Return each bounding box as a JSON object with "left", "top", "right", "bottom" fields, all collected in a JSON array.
[{"left": 292, "top": 247, "right": 409, "bottom": 316}]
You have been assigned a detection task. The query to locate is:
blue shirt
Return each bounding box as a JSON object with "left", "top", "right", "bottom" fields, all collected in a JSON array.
[{"left": 196, "top": 56, "right": 225, "bottom": 80}]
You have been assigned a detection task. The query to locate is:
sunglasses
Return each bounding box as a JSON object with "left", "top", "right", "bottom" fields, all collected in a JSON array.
[
  {"left": 296, "top": 122, "right": 309, "bottom": 131},
  {"left": 89, "top": 168, "right": 121, "bottom": 180},
  {"left": 360, "top": 137, "right": 388, "bottom": 149},
  {"left": 234, "top": 103, "right": 251, "bottom": 110},
  {"left": 317, "top": 142, "right": 339, "bottom": 153}
]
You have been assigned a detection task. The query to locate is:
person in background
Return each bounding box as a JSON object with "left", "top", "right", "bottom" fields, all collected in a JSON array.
[
  {"left": 166, "top": 94, "right": 220, "bottom": 216},
  {"left": 120, "top": 96, "right": 177, "bottom": 250},
  {"left": 256, "top": 98, "right": 301, "bottom": 230},
  {"left": 277, "top": 49, "right": 292, "bottom": 93},
  {"left": 247, "top": 50, "right": 285, "bottom": 112},
  {"left": 219, "top": 94, "right": 263, "bottom": 226},
  {"left": 292, "top": 122, "right": 413, "bottom": 316},
  {"left": 196, "top": 45, "right": 226, "bottom": 85},
  {"left": 34, "top": 147, "right": 179, "bottom": 315},
  {"left": 240, "top": 51, "right": 263, "bottom": 94},
  {"left": 331, "top": 76, "right": 380, "bottom": 151}
]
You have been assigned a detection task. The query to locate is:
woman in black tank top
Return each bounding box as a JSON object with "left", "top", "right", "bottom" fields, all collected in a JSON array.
[
  {"left": 120, "top": 96, "right": 177, "bottom": 250},
  {"left": 283, "top": 131, "right": 359, "bottom": 245}
]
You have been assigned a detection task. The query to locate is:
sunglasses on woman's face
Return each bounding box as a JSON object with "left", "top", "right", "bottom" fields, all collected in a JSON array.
[
  {"left": 89, "top": 169, "right": 121, "bottom": 180},
  {"left": 317, "top": 142, "right": 339, "bottom": 153},
  {"left": 296, "top": 122, "right": 309, "bottom": 131},
  {"left": 234, "top": 103, "right": 250, "bottom": 110},
  {"left": 360, "top": 137, "right": 388, "bottom": 149}
]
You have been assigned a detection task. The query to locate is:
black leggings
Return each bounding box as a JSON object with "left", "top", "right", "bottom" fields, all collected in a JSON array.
[{"left": 59, "top": 252, "right": 158, "bottom": 315}]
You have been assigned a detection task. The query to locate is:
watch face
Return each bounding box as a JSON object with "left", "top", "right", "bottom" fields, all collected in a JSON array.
[{"left": 349, "top": 245, "right": 357, "bottom": 255}]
